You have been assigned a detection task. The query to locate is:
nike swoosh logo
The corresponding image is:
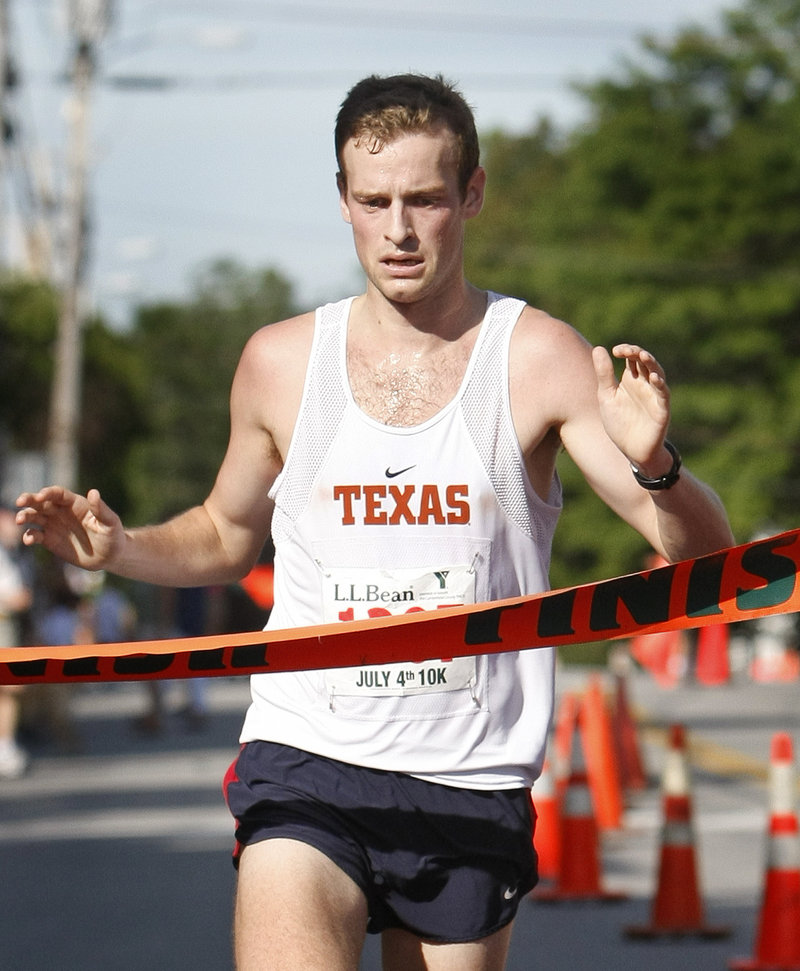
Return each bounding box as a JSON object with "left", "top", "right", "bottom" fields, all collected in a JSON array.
[
  {"left": 503, "top": 886, "right": 518, "bottom": 900},
  {"left": 385, "top": 465, "right": 416, "bottom": 478}
]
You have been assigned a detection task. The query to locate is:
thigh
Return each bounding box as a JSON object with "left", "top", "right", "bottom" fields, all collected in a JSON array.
[
  {"left": 382, "top": 922, "right": 514, "bottom": 971},
  {"left": 234, "top": 837, "right": 368, "bottom": 971}
]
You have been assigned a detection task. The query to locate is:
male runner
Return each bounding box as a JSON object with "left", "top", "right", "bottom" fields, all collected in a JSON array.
[{"left": 17, "top": 74, "right": 733, "bottom": 969}]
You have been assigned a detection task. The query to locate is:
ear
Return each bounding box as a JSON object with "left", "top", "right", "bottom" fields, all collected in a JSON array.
[
  {"left": 463, "top": 165, "right": 486, "bottom": 219},
  {"left": 336, "top": 171, "right": 352, "bottom": 224}
]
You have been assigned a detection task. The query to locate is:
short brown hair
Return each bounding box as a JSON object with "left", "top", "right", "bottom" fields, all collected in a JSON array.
[{"left": 335, "top": 74, "right": 480, "bottom": 198}]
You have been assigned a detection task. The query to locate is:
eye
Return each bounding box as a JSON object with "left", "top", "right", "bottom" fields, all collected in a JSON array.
[{"left": 413, "top": 188, "right": 448, "bottom": 207}]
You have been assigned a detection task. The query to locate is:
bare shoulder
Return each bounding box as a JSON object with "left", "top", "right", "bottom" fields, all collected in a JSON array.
[
  {"left": 511, "top": 304, "right": 592, "bottom": 360},
  {"left": 510, "top": 305, "right": 596, "bottom": 418},
  {"left": 231, "top": 311, "right": 317, "bottom": 459},
  {"left": 238, "top": 311, "right": 316, "bottom": 378}
]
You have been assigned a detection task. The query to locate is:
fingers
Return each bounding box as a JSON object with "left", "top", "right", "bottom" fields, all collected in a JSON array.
[
  {"left": 14, "top": 487, "right": 89, "bottom": 547},
  {"left": 19, "top": 525, "right": 42, "bottom": 547},
  {"left": 16, "top": 486, "right": 68, "bottom": 510},
  {"left": 611, "top": 344, "right": 666, "bottom": 388},
  {"left": 15, "top": 491, "right": 52, "bottom": 543},
  {"left": 595, "top": 344, "right": 667, "bottom": 393},
  {"left": 86, "top": 488, "right": 114, "bottom": 528},
  {"left": 16, "top": 486, "right": 86, "bottom": 512},
  {"left": 594, "top": 343, "right": 672, "bottom": 447},
  {"left": 591, "top": 346, "right": 616, "bottom": 394}
]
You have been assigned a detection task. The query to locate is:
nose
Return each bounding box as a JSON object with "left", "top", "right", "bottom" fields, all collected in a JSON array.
[{"left": 385, "top": 202, "right": 414, "bottom": 246}]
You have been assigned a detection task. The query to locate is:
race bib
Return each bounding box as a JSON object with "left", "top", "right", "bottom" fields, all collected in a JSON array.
[{"left": 322, "top": 565, "right": 477, "bottom": 698}]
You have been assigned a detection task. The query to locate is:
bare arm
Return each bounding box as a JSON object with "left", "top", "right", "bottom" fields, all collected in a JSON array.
[
  {"left": 586, "top": 342, "right": 733, "bottom": 561},
  {"left": 513, "top": 310, "right": 733, "bottom": 564},
  {"left": 16, "top": 315, "right": 313, "bottom": 586}
]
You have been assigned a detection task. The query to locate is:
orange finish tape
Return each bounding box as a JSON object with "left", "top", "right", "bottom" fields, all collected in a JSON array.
[{"left": 1, "top": 528, "right": 798, "bottom": 685}]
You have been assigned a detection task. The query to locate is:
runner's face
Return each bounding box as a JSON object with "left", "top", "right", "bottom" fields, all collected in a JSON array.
[{"left": 338, "top": 129, "right": 484, "bottom": 305}]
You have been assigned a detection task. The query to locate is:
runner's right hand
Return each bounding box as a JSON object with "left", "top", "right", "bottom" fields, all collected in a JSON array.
[{"left": 15, "top": 486, "right": 125, "bottom": 571}]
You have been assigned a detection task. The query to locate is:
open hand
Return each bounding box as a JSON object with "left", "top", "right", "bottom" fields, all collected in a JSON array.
[
  {"left": 592, "top": 344, "right": 671, "bottom": 472},
  {"left": 15, "top": 486, "right": 125, "bottom": 571}
]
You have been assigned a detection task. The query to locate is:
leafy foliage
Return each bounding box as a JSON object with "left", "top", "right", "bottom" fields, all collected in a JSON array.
[
  {"left": 0, "top": 262, "right": 297, "bottom": 526},
  {"left": 467, "top": 0, "right": 800, "bottom": 585},
  {"left": 123, "top": 260, "right": 296, "bottom": 524},
  {"left": 0, "top": 274, "right": 143, "bottom": 511},
  {"left": 0, "top": 275, "right": 60, "bottom": 448}
]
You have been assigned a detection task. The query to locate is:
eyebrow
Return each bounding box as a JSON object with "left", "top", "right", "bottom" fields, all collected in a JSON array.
[{"left": 351, "top": 182, "right": 448, "bottom": 201}]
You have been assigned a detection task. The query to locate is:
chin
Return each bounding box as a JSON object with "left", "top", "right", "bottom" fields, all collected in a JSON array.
[
  {"left": 386, "top": 288, "right": 422, "bottom": 305},
  {"left": 372, "top": 280, "right": 424, "bottom": 304}
]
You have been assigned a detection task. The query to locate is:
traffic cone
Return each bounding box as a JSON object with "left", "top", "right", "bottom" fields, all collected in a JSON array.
[
  {"left": 611, "top": 668, "right": 647, "bottom": 792},
  {"left": 239, "top": 563, "right": 275, "bottom": 609},
  {"left": 750, "top": 618, "right": 800, "bottom": 683},
  {"left": 531, "top": 752, "right": 561, "bottom": 883},
  {"left": 581, "top": 675, "right": 624, "bottom": 830},
  {"left": 730, "top": 733, "right": 800, "bottom": 970},
  {"left": 534, "top": 704, "right": 626, "bottom": 903},
  {"left": 695, "top": 622, "right": 730, "bottom": 685},
  {"left": 626, "top": 724, "right": 730, "bottom": 938},
  {"left": 630, "top": 628, "right": 687, "bottom": 687}
]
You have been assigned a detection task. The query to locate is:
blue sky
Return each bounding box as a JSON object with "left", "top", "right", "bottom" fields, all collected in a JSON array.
[{"left": 10, "top": 0, "right": 735, "bottom": 327}]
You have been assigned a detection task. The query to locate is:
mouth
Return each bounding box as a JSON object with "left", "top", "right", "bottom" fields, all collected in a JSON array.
[{"left": 382, "top": 256, "right": 423, "bottom": 274}]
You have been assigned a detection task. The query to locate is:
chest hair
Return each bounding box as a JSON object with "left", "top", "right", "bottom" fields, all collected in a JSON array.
[{"left": 347, "top": 344, "right": 472, "bottom": 427}]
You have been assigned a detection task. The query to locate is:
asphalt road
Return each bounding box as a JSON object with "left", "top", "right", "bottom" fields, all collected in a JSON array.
[{"left": 1, "top": 668, "right": 798, "bottom": 970}]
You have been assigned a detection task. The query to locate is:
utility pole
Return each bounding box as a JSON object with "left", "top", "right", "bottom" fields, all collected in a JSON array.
[{"left": 48, "top": 0, "right": 111, "bottom": 489}]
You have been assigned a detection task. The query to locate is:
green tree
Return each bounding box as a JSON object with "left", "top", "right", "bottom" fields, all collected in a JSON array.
[
  {"left": 124, "top": 259, "right": 297, "bottom": 525},
  {"left": 0, "top": 275, "right": 61, "bottom": 449},
  {"left": 467, "top": 0, "right": 800, "bottom": 586},
  {"left": 0, "top": 274, "right": 143, "bottom": 512}
]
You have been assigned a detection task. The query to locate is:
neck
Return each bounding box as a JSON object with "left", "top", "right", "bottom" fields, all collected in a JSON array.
[
  {"left": 345, "top": 284, "right": 488, "bottom": 427},
  {"left": 356, "top": 281, "right": 486, "bottom": 346}
]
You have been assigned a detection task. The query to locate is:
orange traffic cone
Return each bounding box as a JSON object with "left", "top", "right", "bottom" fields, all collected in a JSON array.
[
  {"left": 535, "top": 705, "right": 626, "bottom": 903},
  {"left": 611, "top": 668, "right": 647, "bottom": 792},
  {"left": 695, "top": 622, "right": 730, "bottom": 685},
  {"left": 581, "top": 675, "right": 624, "bottom": 830},
  {"left": 532, "top": 752, "right": 561, "bottom": 883},
  {"left": 630, "top": 627, "right": 687, "bottom": 687},
  {"left": 239, "top": 563, "right": 275, "bottom": 609},
  {"left": 730, "top": 733, "right": 800, "bottom": 970},
  {"left": 626, "top": 724, "right": 730, "bottom": 938},
  {"left": 750, "top": 619, "right": 800, "bottom": 683}
]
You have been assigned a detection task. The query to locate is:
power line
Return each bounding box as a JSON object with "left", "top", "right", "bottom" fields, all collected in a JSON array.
[
  {"left": 138, "top": 0, "right": 668, "bottom": 38},
  {"left": 101, "top": 70, "right": 574, "bottom": 93}
]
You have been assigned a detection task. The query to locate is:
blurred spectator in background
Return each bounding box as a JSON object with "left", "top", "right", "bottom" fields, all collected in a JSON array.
[
  {"left": 28, "top": 560, "right": 94, "bottom": 752},
  {"left": 135, "top": 585, "right": 216, "bottom": 735},
  {"left": 93, "top": 574, "right": 137, "bottom": 647}
]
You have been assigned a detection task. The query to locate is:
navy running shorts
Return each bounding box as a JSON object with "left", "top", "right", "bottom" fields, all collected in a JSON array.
[{"left": 223, "top": 740, "right": 538, "bottom": 942}]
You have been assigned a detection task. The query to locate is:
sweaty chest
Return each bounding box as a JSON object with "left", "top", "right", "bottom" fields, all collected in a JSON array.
[{"left": 346, "top": 347, "right": 471, "bottom": 427}]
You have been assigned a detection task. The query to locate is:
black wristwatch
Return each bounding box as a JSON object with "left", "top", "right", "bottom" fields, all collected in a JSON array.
[{"left": 630, "top": 440, "right": 682, "bottom": 491}]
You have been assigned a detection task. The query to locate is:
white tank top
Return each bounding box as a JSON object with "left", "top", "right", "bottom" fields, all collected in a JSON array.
[{"left": 239, "top": 292, "right": 562, "bottom": 789}]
